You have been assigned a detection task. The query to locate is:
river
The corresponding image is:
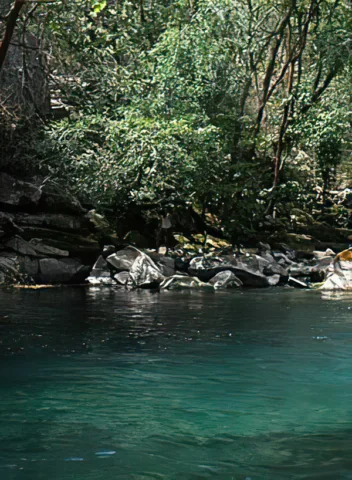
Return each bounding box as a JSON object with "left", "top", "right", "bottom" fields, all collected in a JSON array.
[{"left": 0, "top": 287, "right": 352, "bottom": 479}]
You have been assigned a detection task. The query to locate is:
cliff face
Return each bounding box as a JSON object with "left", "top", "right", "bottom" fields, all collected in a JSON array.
[{"left": 0, "top": 173, "right": 104, "bottom": 284}]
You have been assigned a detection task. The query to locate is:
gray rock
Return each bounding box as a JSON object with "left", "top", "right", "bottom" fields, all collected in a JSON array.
[
  {"left": 93, "top": 255, "right": 109, "bottom": 270},
  {"left": 239, "top": 254, "right": 270, "bottom": 273},
  {"left": 106, "top": 247, "right": 140, "bottom": 271},
  {"left": 16, "top": 227, "right": 100, "bottom": 255},
  {"left": 189, "top": 259, "right": 271, "bottom": 287},
  {"left": 114, "top": 271, "right": 130, "bottom": 285},
  {"left": 129, "top": 252, "right": 164, "bottom": 288},
  {"left": 6, "top": 236, "right": 38, "bottom": 256},
  {"left": 272, "top": 252, "right": 294, "bottom": 265},
  {"left": 29, "top": 239, "right": 69, "bottom": 257},
  {"left": 0, "top": 212, "right": 21, "bottom": 234},
  {"left": 267, "top": 274, "right": 281, "bottom": 286},
  {"left": 258, "top": 242, "right": 271, "bottom": 253},
  {"left": 15, "top": 213, "right": 85, "bottom": 233},
  {"left": 0, "top": 254, "right": 19, "bottom": 275},
  {"left": 0, "top": 173, "right": 41, "bottom": 207},
  {"left": 23, "top": 256, "right": 39, "bottom": 276},
  {"left": 263, "top": 262, "right": 288, "bottom": 278},
  {"left": 320, "top": 249, "right": 352, "bottom": 290},
  {"left": 38, "top": 258, "right": 84, "bottom": 283},
  {"left": 313, "top": 248, "right": 335, "bottom": 260},
  {"left": 209, "top": 271, "right": 242, "bottom": 289},
  {"left": 148, "top": 253, "right": 175, "bottom": 277},
  {"left": 288, "top": 262, "right": 312, "bottom": 277}
]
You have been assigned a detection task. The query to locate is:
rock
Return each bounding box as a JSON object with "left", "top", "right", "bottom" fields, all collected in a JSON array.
[
  {"left": 160, "top": 275, "right": 209, "bottom": 290},
  {"left": 148, "top": 253, "right": 175, "bottom": 277},
  {"left": 0, "top": 173, "right": 41, "bottom": 207},
  {"left": 288, "top": 276, "right": 309, "bottom": 288},
  {"left": 189, "top": 257, "right": 271, "bottom": 287},
  {"left": 23, "top": 256, "right": 39, "bottom": 277},
  {"left": 286, "top": 233, "right": 318, "bottom": 251},
  {"left": 93, "top": 255, "right": 109, "bottom": 270},
  {"left": 29, "top": 239, "right": 69, "bottom": 257},
  {"left": 239, "top": 254, "right": 270, "bottom": 273},
  {"left": 157, "top": 246, "right": 168, "bottom": 255},
  {"left": 6, "top": 236, "right": 38, "bottom": 256},
  {"left": 15, "top": 213, "right": 87, "bottom": 233},
  {"left": 0, "top": 254, "right": 20, "bottom": 276},
  {"left": 267, "top": 274, "right": 281, "bottom": 286},
  {"left": 88, "top": 255, "right": 111, "bottom": 279},
  {"left": 288, "top": 262, "right": 312, "bottom": 277},
  {"left": 106, "top": 247, "right": 140, "bottom": 271},
  {"left": 313, "top": 248, "right": 335, "bottom": 260},
  {"left": 114, "top": 271, "right": 130, "bottom": 285},
  {"left": 320, "top": 248, "right": 352, "bottom": 290},
  {"left": 38, "top": 258, "right": 85, "bottom": 283},
  {"left": 129, "top": 252, "right": 165, "bottom": 288},
  {"left": 188, "top": 256, "right": 224, "bottom": 276},
  {"left": 263, "top": 262, "right": 289, "bottom": 279},
  {"left": 272, "top": 251, "right": 295, "bottom": 265},
  {"left": 18, "top": 227, "right": 100, "bottom": 255},
  {"left": 257, "top": 242, "right": 271, "bottom": 253},
  {"left": 209, "top": 271, "right": 242, "bottom": 289},
  {"left": 0, "top": 212, "right": 21, "bottom": 235},
  {"left": 39, "top": 182, "right": 86, "bottom": 215},
  {"left": 175, "top": 257, "right": 190, "bottom": 272}
]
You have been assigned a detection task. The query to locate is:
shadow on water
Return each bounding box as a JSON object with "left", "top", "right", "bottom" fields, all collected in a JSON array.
[{"left": 0, "top": 287, "right": 352, "bottom": 479}]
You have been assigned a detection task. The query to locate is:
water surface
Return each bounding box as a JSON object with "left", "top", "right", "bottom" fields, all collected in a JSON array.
[{"left": 0, "top": 287, "right": 352, "bottom": 479}]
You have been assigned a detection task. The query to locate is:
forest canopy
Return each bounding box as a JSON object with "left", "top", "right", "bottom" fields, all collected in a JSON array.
[{"left": 0, "top": 0, "right": 351, "bottom": 239}]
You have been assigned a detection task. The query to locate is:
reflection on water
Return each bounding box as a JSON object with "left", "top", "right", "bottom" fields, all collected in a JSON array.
[{"left": 0, "top": 287, "right": 351, "bottom": 479}]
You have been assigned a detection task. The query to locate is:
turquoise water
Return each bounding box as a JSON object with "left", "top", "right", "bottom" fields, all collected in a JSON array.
[{"left": 0, "top": 288, "right": 352, "bottom": 479}]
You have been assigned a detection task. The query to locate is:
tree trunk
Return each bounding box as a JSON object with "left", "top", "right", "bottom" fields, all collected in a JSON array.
[{"left": 0, "top": 0, "right": 25, "bottom": 72}]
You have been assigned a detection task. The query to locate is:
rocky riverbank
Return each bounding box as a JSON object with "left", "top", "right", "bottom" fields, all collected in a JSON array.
[
  {"left": 0, "top": 173, "right": 108, "bottom": 285},
  {"left": 1, "top": 172, "right": 351, "bottom": 290},
  {"left": 86, "top": 243, "right": 352, "bottom": 291}
]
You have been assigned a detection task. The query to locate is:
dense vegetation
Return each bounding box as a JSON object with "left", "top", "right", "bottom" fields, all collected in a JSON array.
[{"left": 1, "top": 0, "right": 351, "bottom": 242}]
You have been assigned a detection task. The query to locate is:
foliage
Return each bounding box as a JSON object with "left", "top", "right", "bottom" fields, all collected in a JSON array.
[{"left": 1, "top": 0, "right": 351, "bottom": 235}]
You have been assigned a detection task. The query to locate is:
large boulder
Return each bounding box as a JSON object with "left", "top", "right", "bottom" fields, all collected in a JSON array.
[
  {"left": 129, "top": 252, "right": 165, "bottom": 288},
  {"left": 87, "top": 255, "right": 112, "bottom": 280},
  {"left": 148, "top": 252, "right": 176, "bottom": 277},
  {"left": 39, "top": 182, "right": 86, "bottom": 215},
  {"left": 106, "top": 247, "right": 140, "bottom": 271},
  {"left": 320, "top": 248, "right": 352, "bottom": 290},
  {"left": 38, "top": 258, "right": 86, "bottom": 284},
  {"left": 209, "top": 271, "right": 242, "bottom": 289},
  {"left": 189, "top": 256, "right": 271, "bottom": 287}
]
